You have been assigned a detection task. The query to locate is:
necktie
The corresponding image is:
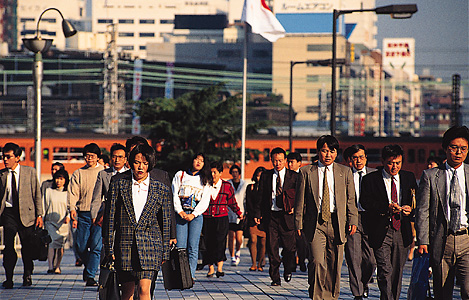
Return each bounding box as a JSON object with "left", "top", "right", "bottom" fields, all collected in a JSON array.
[
  {"left": 449, "top": 170, "right": 462, "bottom": 233},
  {"left": 391, "top": 176, "right": 401, "bottom": 230},
  {"left": 11, "top": 171, "right": 19, "bottom": 208},
  {"left": 322, "top": 167, "right": 331, "bottom": 222},
  {"left": 358, "top": 171, "right": 364, "bottom": 196},
  {"left": 275, "top": 174, "right": 283, "bottom": 209}
]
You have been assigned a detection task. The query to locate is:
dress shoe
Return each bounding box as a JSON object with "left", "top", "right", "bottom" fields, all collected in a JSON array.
[
  {"left": 216, "top": 271, "right": 225, "bottom": 278},
  {"left": 271, "top": 281, "right": 281, "bottom": 286},
  {"left": 284, "top": 273, "right": 292, "bottom": 282},
  {"left": 85, "top": 278, "right": 98, "bottom": 287},
  {"left": 363, "top": 286, "right": 369, "bottom": 298},
  {"left": 2, "top": 280, "right": 13, "bottom": 289},
  {"left": 75, "top": 258, "right": 83, "bottom": 267},
  {"left": 22, "top": 276, "right": 32, "bottom": 287},
  {"left": 206, "top": 272, "right": 214, "bottom": 278},
  {"left": 299, "top": 262, "right": 307, "bottom": 272}
]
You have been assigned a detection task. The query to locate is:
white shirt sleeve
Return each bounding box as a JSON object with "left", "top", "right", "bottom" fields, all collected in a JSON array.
[
  {"left": 192, "top": 184, "right": 211, "bottom": 218},
  {"left": 172, "top": 171, "right": 184, "bottom": 214}
]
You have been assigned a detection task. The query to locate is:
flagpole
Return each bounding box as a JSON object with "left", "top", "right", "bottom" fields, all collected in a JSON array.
[{"left": 241, "top": 23, "right": 248, "bottom": 179}]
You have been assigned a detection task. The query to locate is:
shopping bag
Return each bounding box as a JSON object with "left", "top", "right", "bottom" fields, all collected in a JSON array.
[
  {"left": 162, "top": 245, "right": 193, "bottom": 290},
  {"left": 407, "top": 251, "right": 431, "bottom": 300},
  {"left": 99, "top": 257, "right": 121, "bottom": 300},
  {"left": 30, "top": 227, "right": 52, "bottom": 261}
]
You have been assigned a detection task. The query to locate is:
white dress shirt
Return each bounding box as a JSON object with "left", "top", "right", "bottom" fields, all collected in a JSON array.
[
  {"left": 271, "top": 167, "right": 286, "bottom": 211},
  {"left": 445, "top": 162, "right": 468, "bottom": 227},
  {"left": 6, "top": 164, "right": 20, "bottom": 208},
  {"left": 382, "top": 169, "right": 401, "bottom": 206},
  {"left": 318, "top": 162, "right": 335, "bottom": 213},
  {"left": 353, "top": 167, "right": 366, "bottom": 212},
  {"left": 132, "top": 175, "right": 150, "bottom": 222}
]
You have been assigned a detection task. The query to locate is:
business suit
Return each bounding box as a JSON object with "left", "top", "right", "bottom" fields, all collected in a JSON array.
[
  {"left": 345, "top": 166, "right": 377, "bottom": 298},
  {"left": 416, "top": 163, "right": 469, "bottom": 299},
  {"left": 295, "top": 162, "right": 357, "bottom": 299},
  {"left": 0, "top": 165, "right": 42, "bottom": 283},
  {"left": 256, "top": 167, "right": 298, "bottom": 284},
  {"left": 103, "top": 171, "right": 172, "bottom": 274},
  {"left": 360, "top": 168, "right": 417, "bottom": 300}
]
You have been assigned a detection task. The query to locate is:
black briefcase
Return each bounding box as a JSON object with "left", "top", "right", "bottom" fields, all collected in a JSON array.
[
  {"left": 30, "top": 227, "right": 52, "bottom": 261},
  {"left": 99, "top": 257, "right": 121, "bottom": 300},
  {"left": 162, "top": 246, "right": 193, "bottom": 290}
]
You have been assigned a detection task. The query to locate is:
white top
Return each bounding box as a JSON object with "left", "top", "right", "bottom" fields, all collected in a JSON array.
[
  {"left": 382, "top": 169, "right": 401, "bottom": 206},
  {"left": 318, "top": 162, "right": 335, "bottom": 213},
  {"left": 6, "top": 164, "right": 20, "bottom": 208},
  {"left": 271, "top": 167, "right": 286, "bottom": 212},
  {"left": 210, "top": 179, "right": 223, "bottom": 199},
  {"left": 353, "top": 167, "right": 367, "bottom": 212},
  {"left": 112, "top": 165, "right": 129, "bottom": 176},
  {"left": 132, "top": 175, "right": 149, "bottom": 222},
  {"left": 171, "top": 170, "right": 211, "bottom": 218},
  {"left": 445, "top": 162, "right": 468, "bottom": 227},
  {"left": 228, "top": 179, "right": 249, "bottom": 223}
]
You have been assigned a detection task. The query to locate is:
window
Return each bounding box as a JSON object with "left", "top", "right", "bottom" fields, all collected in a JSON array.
[
  {"left": 98, "top": 19, "right": 113, "bottom": 24},
  {"left": 139, "top": 45, "right": 146, "bottom": 50},
  {"left": 119, "top": 19, "right": 134, "bottom": 24},
  {"left": 307, "top": 75, "right": 319, "bottom": 82},
  {"left": 160, "top": 19, "right": 174, "bottom": 24},
  {"left": 407, "top": 149, "right": 415, "bottom": 163},
  {"left": 418, "top": 149, "right": 426, "bottom": 164},
  {"left": 41, "top": 18, "right": 56, "bottom": 23},
  {"left": 307, "top": 44, "right": 331, "bottom": 52},
  {"left": 20, "top": 18, "right": 34, "bottom": 22},
  {"left": 119, "top": 32, "right": 134, "bottom": 37},
  {"left": 120, "top": 45, "right": 134, "bottom": 50},
  {"left": 217, "top": 50, "right": 241, "bottom": 58},
  {"left": 139, "top": 32, "right": 155, "bottom": 37},
  {"left": 140, "top": 19, "right": 155, "bottom": 24},
  {"left": 263, "top": 148, "right": 270, "bottom": 162}
]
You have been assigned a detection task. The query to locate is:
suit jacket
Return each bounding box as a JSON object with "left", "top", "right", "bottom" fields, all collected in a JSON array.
[
  {"left": 103, "top": 172, "right": 172, "bottom": 271},
  {"left": 0, "top": 165, "right": 42, "bottom": 227},
  {"left": 90, "top": 168, "right": 114, "bottom": 219},
  {"left": 256, "top": 168, "right": 299, "bottom": 231},
  {"left": 360, "top": 168, "right": 417, "bottom": 249},
  {"left": 111, "top": 168, "right": 175, "bottom": 239},
  {"left": 416, "top": 163, "right": 469, "bottom": 266},
  {"left": 295, "top": 162, "right": 357, "bottom": 244}
]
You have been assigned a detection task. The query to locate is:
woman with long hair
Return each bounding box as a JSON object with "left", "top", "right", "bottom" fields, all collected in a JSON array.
[
  {"left": 245, "top": 166, "right": 267, "bottom": 271},
  {"left": 172, "top": 153, "right": 211, "bottom": 282}
]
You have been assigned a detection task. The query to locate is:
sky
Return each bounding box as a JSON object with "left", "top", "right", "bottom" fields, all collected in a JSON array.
[{"left": 375, "top": 0, "right": 469, "bottom": 82}]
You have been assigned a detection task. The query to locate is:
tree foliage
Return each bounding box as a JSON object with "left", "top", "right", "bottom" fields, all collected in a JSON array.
[{"left": 137, "top": 84, "right": 262, "bottom": 176}]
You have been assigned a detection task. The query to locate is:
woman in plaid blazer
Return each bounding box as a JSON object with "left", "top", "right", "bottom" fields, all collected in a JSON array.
[{"left": 103, "top": 144, "right": 172, "bottom": 300}]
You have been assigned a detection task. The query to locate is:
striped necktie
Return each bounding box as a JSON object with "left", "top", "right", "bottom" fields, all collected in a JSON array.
[{"left": 391, "top": 176, "right": 400, "bottom": 230}]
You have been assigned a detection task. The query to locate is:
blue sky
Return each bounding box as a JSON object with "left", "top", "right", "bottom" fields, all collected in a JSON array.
[{"left": 375, "top": 0, "right": 469, "bottom": 82}]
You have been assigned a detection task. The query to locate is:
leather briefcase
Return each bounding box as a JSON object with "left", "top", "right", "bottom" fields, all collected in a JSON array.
[{"left": 162, "top": 245, "right": 193, "bottom": 290}]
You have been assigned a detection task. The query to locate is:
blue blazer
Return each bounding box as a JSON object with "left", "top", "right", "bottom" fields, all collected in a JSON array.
[{"left": 103, "top": 172, "right": 172, "bottom": 271}]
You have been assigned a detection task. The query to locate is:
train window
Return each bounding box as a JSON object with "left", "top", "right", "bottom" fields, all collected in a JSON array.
[
  {"left": 70, "top": 147, "right": 84, "bottom": 161},
  {"left": 366, "top": 149, "right": 380, "bottom": 164},
  {"left": 438, "top": 149, "right": 445, "bottom": 158},
  {"left": 418, "top": 149, "right": 426, "bottom": 164},
  {"left": 53, "top": 147, "right": 69, "bottom": 161},
  {"left": 263, "top": 148, "right": 270, "bottom": 162},
  {"left": 407, "top": 149, "right": 415, "bottom": 163}
]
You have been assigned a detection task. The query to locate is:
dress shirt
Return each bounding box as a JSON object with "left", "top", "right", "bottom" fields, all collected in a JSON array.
[
  {"left": 318, "top": 162, "right": 335, "bottom": 213},
  {"left": 382, "top": 169, "right": 401, "bottom": 206},
  {"left": 353, "top": 167, "right": 366, "bottom": 212},
  {"left": 6, "top": 164, "right": 20, "bottom": 208},
  {"left": 271, "top": 167, "right": 286, "bottom": 211},
  {"left": 210, "top": 179, "right": 223, "bottom": 200},
  {"left": 112, "top": 166, "right": 129, "bottom": 176},
  {"left": 445, "top": 162, "right": 468, "bottom": 227},
  {"left": 132, "top": 174, "right": 150, "bottom": 222}
]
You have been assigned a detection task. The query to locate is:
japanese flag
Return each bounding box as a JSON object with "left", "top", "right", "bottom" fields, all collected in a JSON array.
[{"left": 241, "top": 0, "right": 286, "bottom": 42}]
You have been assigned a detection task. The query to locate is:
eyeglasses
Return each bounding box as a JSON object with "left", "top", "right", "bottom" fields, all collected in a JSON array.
[
  {"left": 448, "top": 145, "right": 468, "bottom": 153},
  {"left": 111, "top": 155, "right": 125, "bottom": 160},
  {"left": 351, "top": 155, "right": 366, "bottom": 161}
]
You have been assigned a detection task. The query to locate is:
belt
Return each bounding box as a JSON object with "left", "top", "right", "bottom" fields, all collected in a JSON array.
[{"left": 451, "top": 227, "right": 468, "bottom": 236}]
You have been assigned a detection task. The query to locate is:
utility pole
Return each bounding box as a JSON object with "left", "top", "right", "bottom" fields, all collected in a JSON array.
[{"left": 103, "top": 24, "right": 119, "bottom": 134}]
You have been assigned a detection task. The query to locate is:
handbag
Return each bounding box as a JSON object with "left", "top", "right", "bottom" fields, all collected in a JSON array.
[
  {"left": 407, "top": 250, "right": 431, "bottom": 300},
  {"left": 162, "top": 245, "right": 193, "bottom": 290},
  {"left": 99, "top": 256, "right": 121, "bottom": 300},
  {"left": 30, "top": 227, "right": 52, "bottom": 261}
]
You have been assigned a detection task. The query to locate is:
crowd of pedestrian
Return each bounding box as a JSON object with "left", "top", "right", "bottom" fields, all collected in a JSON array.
[{"left": 0, "top": 125, "right": 468, "bottom": 300}]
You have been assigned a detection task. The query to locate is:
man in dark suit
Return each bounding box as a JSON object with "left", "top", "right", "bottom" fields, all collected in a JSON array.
[
  {"left": 0, "top": 142, "right": 43, "bottom": 288},
  {"left": 255, "top": 147, "right": 298, "bottom": 286},
  {"left": 360, "top": 144, "right": 417, "bottom": 300},
  {"left": 416, "top": 126, "right": 469, "bottom": 299},
  {"left": 295, "top": 135, "right": 358, "bottom": 299},
  {"left": 344, "top": 144, "right": 377, "bottom": 300}
]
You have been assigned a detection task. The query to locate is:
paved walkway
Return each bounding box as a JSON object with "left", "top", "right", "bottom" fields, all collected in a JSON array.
[{"left": 0, "top": 247, "right": 460, "bottom": 299}]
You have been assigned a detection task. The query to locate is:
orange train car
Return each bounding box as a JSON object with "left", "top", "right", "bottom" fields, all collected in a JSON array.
[{"left": 0, "top": 134, "right": 442, "bottom": 180}]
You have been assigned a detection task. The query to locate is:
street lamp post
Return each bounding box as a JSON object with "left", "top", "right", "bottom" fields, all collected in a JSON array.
[
  {"left": 331, "top": 4, "right": 417, "bottom": 136},
  {"left": 289, "top": 59, "right": 344, "bottom": 151},
  {"left": 22, "top": 8, "right": 77, "bottom": 180}
]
